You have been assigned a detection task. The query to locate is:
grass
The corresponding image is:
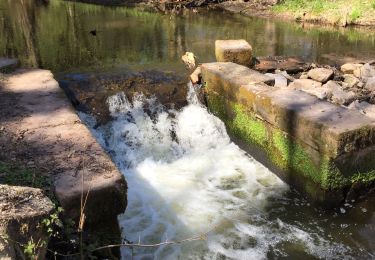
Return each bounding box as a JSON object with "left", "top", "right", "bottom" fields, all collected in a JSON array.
[
  {"left": 273, "top": 0, "right": 375, "bottom": 25},
  {"left": 0, "top": 161, "right": 50, "bottom": 189}
]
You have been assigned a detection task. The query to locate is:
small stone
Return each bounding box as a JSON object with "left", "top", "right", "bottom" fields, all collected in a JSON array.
[
  {"left": 340, "top": 208, "right": 346, "bottom": 214},
  {"left": 361, "top": 208, "right": 367, "bottom": 213},
  {"left": 341, "top": 63, "right": 362, "bottom": 74},
  {"left": 215, "top": 39, "right": 253, "bottom": 66},
  {"left": 343, "top": 74, "right": 360, "bottom": 88},
  {"left": 300, "top": 72, "right": 309, "bottom": 79},
  {"left": 307, "top": 68, "right": 334, "bottom": 83},
  {"left": 190, "top": 66, "right": 202, "bottom": 84}
]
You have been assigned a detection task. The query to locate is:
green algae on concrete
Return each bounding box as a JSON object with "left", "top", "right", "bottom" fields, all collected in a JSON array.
[{"left": 206, "top": 91, "right": 374, "bottom": 204}]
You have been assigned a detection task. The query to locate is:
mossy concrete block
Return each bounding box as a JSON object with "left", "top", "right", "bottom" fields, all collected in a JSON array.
[
  {"left": 202, "top": 62, "right": 375, "bottom": 206},
  {"left": 215, "top": 40, "right": 253, "bottom": 66}
]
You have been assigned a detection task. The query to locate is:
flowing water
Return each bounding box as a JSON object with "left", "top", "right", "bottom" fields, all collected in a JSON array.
[
  {"left": 80, "top": 84, "right": 375, "bottom": 259},
  {"left": 1, "top": 0, "right": 375, "bottom": 258}
]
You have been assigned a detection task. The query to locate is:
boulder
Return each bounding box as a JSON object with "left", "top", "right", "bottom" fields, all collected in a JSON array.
[
  {"left": 0, "top": 185, "right": 54, "bottom": 260},
  {"left": 265, "top": 73, "right": 288, "bottom": 88},
  {"left": 215, "top": 39, "right": 253, "bottom": 66},
  {"left": 341, "top": 63, "right": 362, "bottom": 74},
  {"left": 307, "top": 68, "right": 334, "bottom": 83},
  {"left": 299, "top": 72, "right": 309, "bottom": 79},
  {"left": 365, "top": 77, "right": 375, "bottom": 92}
]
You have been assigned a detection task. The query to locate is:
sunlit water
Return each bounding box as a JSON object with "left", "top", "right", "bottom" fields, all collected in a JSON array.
[{"left": 81, "top": 85, "right": 374, "bottom": 259}]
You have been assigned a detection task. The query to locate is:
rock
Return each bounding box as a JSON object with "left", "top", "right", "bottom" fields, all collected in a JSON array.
[
  {"left": 289, "top": 79, "right": 332, "bottom": 99},
  {"left": 300, "top": 72, "right": 309, "bottom": 79},
  {"left": 190, "top": 66, "right": 202, "bottom": 84},
  {"left": 348, "top": 100, "right": 375, "bottom": 120},
  {"left": 278, "top": 70, "right": 295, "bottom": 82},
  {"left": 0, "top": 185, "right": 54, "bottom": 260},
  {"left": 255, "top": 56, "right": 309, "bottom": 73},
  {"left": 364, "top": 77, "right": 375, "bottom": 92},
  {"left": 324, "top": 80, "right": 357, "bottom": 105},
  {"left": 341, "top": 63, "right": 362, "bottom": 74},
  {"left": 265, "top": 73, "right": 288, "bottom": 88},
  {"left": 355, "top": 63, "right": 375, "bottom": 80},
  {"left": 289, "top": 79, "right": 322, "bottom": 89},
  {"left": 307, "top": 68, "right": 334, "bottom": 83},
  {"left": 215, "top": 39, "right": 253, "bottom": 66},
  {"left": 181, "top": 52, "right": 196, "bottom": 70},
  {"left": 0, "top": 58, "right": 19, "bottom": 73},
  {"left": 343, "top": 74, "right": 360, "bottom": 89}
]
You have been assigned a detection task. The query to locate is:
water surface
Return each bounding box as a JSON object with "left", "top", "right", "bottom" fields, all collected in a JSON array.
[{"left": 1, "top": 0, "right": 375, "bottom": 73}]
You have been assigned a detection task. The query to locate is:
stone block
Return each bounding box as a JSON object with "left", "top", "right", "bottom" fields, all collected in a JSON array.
[{"left": 215, "top": 40, "right": 253, "bottom": 66}]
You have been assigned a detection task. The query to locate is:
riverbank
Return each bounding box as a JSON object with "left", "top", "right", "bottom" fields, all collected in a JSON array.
[
  {"left": 68, "top": 0, "right": 375, "bottom": 27},
  {"left": 216, "top": 0, "right": 375, "bottom": 27}
]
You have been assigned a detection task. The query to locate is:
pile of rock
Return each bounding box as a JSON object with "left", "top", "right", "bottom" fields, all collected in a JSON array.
[
  {"left": 265, "top": 62, "right": 375, "bottom": 119},
  {"left": 203, "top": 39, "right": 375, "bottom": 120}
]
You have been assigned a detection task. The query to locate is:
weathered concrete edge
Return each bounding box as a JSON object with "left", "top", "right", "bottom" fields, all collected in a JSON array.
[{"left": 201, "top": 62, "right": 375, "bottom": 206}]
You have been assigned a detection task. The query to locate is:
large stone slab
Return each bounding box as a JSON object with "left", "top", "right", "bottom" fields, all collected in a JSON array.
[
  {"left": 202, "top": 62, "right": 375, "bottom": 206},
  {"left": 0, "top": 69, "right": 127, "bottom": 235},
  {"left": 215, "top": 40, "right": 253, "bottom": 66}
]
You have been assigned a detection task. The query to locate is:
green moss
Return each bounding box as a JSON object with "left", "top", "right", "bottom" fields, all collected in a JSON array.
[{"left": 229, "top": 104, "right": 267, "bottom": 147}]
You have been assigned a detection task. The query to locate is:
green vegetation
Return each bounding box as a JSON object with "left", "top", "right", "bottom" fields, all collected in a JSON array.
[
  {"left": 273, "top": 0, "right": 375, "bottom": 25},
  {"left": 0, "top": 161, "right": 49, "bottom": 189}
]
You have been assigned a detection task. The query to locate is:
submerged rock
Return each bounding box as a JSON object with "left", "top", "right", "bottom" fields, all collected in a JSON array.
[
  {"left": 307, "top": 68, "right": 334, "bottom": 83},
  {"left": 59, "top": 70, "right": 190, "bottom": 125},
  {"left": 0, "top": 58, "right": 19, "bottom": 73},
  {"left": 255, "top": 56, "right": 309, "bottom": 73}
]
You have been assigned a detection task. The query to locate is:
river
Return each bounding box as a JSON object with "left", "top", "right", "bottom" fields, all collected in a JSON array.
[{"left": 1, "top": 0, "right": 374, "bottom": 259}]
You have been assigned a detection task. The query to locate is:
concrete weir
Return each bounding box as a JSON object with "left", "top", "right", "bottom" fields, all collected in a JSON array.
[
  {"left": 201, "top": 62, "right": 375, "bottom": 207},
  {"left": 0, "top": 69, "right": 127, "bottom": 247}
]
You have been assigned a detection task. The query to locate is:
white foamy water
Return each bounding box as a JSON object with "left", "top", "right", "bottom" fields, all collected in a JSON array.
[{"left": 82, "top": 84, "right": 355, "bottom": 259}]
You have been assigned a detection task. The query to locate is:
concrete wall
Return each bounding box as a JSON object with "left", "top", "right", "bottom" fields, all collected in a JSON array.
[{"left": 202, "top": 62, "right": 375, "bottom": 207}]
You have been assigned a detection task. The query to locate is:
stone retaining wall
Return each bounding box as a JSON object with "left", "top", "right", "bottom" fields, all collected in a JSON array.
[{"left": 202, "top": 62, "right": 375, "bottom": 207}]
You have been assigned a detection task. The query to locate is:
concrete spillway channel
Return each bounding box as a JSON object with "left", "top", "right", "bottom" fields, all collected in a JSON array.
[
  {"left": 0, "top": 67, "right": 126, "bottom": 258},
  {"left": 201, "top": 62, "right": 375, "bottom": 207}
]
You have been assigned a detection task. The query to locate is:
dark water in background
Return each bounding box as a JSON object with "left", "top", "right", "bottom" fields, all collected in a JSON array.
[
  {"left": 1, "top": 0, "right": 375, "bottom": 73},
  {"left": 1, "top": 0, "right": 374, "bottom": 258}
]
